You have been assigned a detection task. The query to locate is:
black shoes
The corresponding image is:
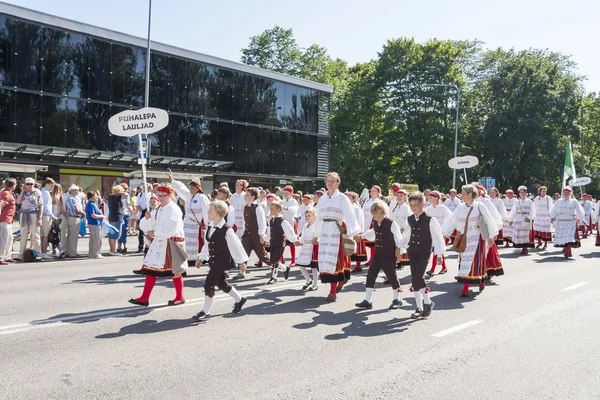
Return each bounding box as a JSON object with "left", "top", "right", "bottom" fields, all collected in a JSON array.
[
  {"left": 302, "top": 280, "right": 313, "bottom": 290},
  {"left": 232, "top": 297, "right": 247, "bottom": 314},
  {"left": 355, "top": 300, "right": 373, "bottom": 309},
  {"left": 426, "top": 271, "right": 434, "bottom": 278},
  {"left": 132, "top": 269, "right": 143, "bottom": 275},
  {"left": 128, "top": 298, "right": 149, "bottom": 307},
  {"left": 167, "top": 299, "right": 185, "bottom": 306},
  {"left": 284, "top": 266, "right": 291, "bottom": 280},
  {"left": 389, "top": 299, "right": 402, "bottom": 309},
  {"left": 194, "top": 311, "right": 210, "bottom": 322},
  {"left": 411, "top": 309, "right": 423, "bottom": 319},
  {"left": 267, "top": 277, "right": 277, "bottom": 285},
  {"left": 421, "top": 301, "right": 435, "bottom": 318}
]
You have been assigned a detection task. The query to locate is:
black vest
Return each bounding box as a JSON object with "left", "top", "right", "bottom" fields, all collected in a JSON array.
[
  {"left": 372, "top": 218, "right": 396, "bottom": 264},
  {"left": 244, "top": 203, "right": 258, "bottom": 233},
  {"left": 407, "top": 213, "right": 433, "bottom": 254},
  {"left": 270, "top": 217, "right": 285, "bottom": 248},
  {"left": 206, "top": 224, "right": 232, "bottom": 268}
]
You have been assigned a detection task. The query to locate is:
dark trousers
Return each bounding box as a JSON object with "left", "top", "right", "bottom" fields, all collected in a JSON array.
[
  {"left": 204, "top": 263, "right": 232, "bottom": 297},
  {"left": 138, "top": 208, "right": 147, "bottom": 250},
  {"left": 366, "top": 257, "right": 399, "bottom": 290},
  {"left": 409, "top": 251, "right": 430, "bottom": 291},
  {"left": 242, "top": 232, "right": 271, "bottom": 265},
  {"left": 269, "top": 245, "right": 285, "bottom": 265}
]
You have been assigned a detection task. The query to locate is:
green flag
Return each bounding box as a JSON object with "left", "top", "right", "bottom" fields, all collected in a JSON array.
[{"left": 563, "top": 139, "right": 576, "bottom": 189}]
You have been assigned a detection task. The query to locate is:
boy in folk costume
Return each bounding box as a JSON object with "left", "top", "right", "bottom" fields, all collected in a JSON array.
[
  {"left": 473, "top": 183, "right": 505, "bottom": 281},
  {"left": 296, "top": 207, "right": 319, "bottom": 291},
  {"left": 128, "top": 183, "right": 187, "bottom": 307},
  {"left": 297, "top": 194, "right": 313, "bottom": 235},
  {"left": 282, "top": 186, "right": 300, "bottom": 266},
  {"left": 502, "top": 189, "right": 517, "bottom": 247},
  {"left": 489, "top": 187, "right": 508, "bottom": 246},
  {"left": 551, "top": 187, "right": 585, "bottom": 259},
  {"left": 267, "top": 201, "right": 299, "bottom": 284},
  {"left": 355, "top": 200, "right": 405, "bottom": 310},
  {"left": 424, "top": 191, "right": 452, "bottom": 276},
  {"left": 533, "top": 186, "right": 554, "bottom": 249},
  {"left": 193, "top": 201, "right": 249, "bottom": 322},
  {"left": 403, "top": 192, "right": 446, "bottom": 318},
  {"left": 234, "top": 188, "right": 272, "bottom": 280},
  {"left": 443, "top": 184, "right": 498, "bottom": 297},
  {"left": 362, "top": 185, "right": 381, "bottom": 266},
  {"left": 507, "top": 186, "right": 536, "bottom": 255},
  {"left": 169, "top": 170, "right": 210, "bottom": 266},
  {"left": 230, "top": 179, "right": 248, "bottom": 238},
  {"left": 346, "top": 191, "right": 367, "bottom": 273}
]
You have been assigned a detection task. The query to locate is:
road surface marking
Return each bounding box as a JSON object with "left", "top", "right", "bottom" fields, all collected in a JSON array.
[
  {"left": 561, "top": 282, "right": 588, "bottom": 292},
  {"left": 432, "top": 320, "right": 482, "bottom": 337}
]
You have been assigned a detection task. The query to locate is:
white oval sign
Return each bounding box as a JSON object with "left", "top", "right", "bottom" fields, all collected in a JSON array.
[
  {"left": 569, "top": 176, "right": 592, "bottom": 186},
  {"left": 448, "top": 155, "right": 479, "bottom": 169},
  {"left": 108, "top": 107, "right": 169, "bottom": 137}
]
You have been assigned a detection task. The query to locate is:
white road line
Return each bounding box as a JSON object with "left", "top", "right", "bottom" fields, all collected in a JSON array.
[
  {"left": 431, "top": 320, "right": 482, "bottom": 337},
  {"left": 561, "top": 282, "right": 589, "bottom": 292},
  {"left": 0, "top": 281, "right": 305, "bottom": 336}
]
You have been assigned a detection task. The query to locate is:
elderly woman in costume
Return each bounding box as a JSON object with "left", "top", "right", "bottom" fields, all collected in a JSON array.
[
  {"left": 312, "top": 172, "right": 360, "bottom": 302},
  {"left": 230, "top": 179, "right": 249, "bottom": 238},
  {"left": 443, "top": 184, "right": 498, "bottom": 297},
  {"left": 129, "top": 183, "right": 187, "bottom": 307},
  {"left": 507, "top": 185, "right": 536, "bottom": 255},
  {"left": 551, "top": 187, "right": 585, "bottom": 258},
  {"left": 168, "top": 169, "right": 210, "bottom": 266}
]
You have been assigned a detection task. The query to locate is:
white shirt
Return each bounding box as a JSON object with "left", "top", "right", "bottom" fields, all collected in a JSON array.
[
  {"left": 246, "top": 201, "right": 268, "bottom": 241},
  {"left": 362, "top": 218, "right": 404, "bottom": 249},
  {"left": 198, "top": 219, "right": 249, "bottom": 265},
  {"left": 424, "top": 204, "right": 453, "bottom": 227},
  {"left": 443, "top": 197, "right": 461, "bottom": 212},
  {"left": 282, "top": 197, "right": 299, "bottom": 226},
  {"left": 314, "top": 190, "right": 361, "bottom": 238},
  {"left": 41, "top": 187, "right": 56, "bottom": 218},
  {"left": 226, "top": 204, "right": 236, "bottom": 227},
  {"left": 137, "top": 192, "right": 149, "bottom": 210}
]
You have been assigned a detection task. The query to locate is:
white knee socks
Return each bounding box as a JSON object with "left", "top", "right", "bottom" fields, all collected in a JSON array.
[
  {"left": 299, "top": 266, "right": 311, "bottom": 283},
  {"left": 421, "top": 288, "right": 431, "bottom": 305},
  {"left": 203, "top": 296, "right": 214, "bottom": 314},
  {"left": 229, "top": 287, "right": 242, "bottom": 302},
  {"left": 365, "top": 287, "right": 374, "bottom": 303},
  {"left": 414, "top": 290, "right": 423, "bottom": 310}
]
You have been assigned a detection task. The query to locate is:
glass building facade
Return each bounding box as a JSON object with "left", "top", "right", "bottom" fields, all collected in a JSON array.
[{"left": 0, "top": 5, "right": 331, "bottom": 180}]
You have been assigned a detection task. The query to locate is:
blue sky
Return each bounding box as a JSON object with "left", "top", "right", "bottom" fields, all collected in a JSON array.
[{"left": 9, "top": 0, "right": 599, "bottom": 92}]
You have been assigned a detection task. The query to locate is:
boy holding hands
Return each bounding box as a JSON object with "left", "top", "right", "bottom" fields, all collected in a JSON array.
[{"left": 267, "top": 201, "right": 299, "bottom": 284}]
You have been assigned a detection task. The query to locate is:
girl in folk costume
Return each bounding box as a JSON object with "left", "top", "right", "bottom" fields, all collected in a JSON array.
[
  {"left": 345, "top": 191, "right": 367, "bottom": 273},
  {"left": 296, "top": 207, "right": 319, "bottom": 291},
  {"left": 502, "top": 189, "right": 517, "bottom": 247},
  {"left": 193, "top": 201, "right": 249, "bottom": 322},
  {"left": 388, "top": 183, "right": 402, "bottom": 212},
  {"left": 533, "top": 186, "right": 554, "bottom": 249},
  {"left": 356, "top": 200, "right": 405, "bottom": 310},
  {"left": 507, "top": 186, "right": 537, "bottom": 255},
  {"left": 282, "top": 186, "right": 300, "bottom": 266},
  {"left": 442, "top": 184, "right": 498, "bottom": 297},
  {"left": 424, "top": 190, "right": 452, "bottom": 276},
  {"left": 216, "top": 186, "right": 236, "bottom": 228},
  {"left": 136, "top": 194, "right": 159, "bottom": 259},
  {"left": 473, "top": 183, "right": 504, "bottom": 280},
  {"left": 128, "top": 183, "right": 187, "bottom": 307},
  {"left": 579, "top": 194, "right": 594, "bottom": 238},
  {"left": 266, "top": 201, "right": 299, "bottom": 284},
  {"left": 551, "top": 187, "right": 585, "bottom": 258},
  {"left": 169, "top": 170, "right": 210, "bottom": 266},
  {"left": 363, "top": 185, "right": 382, "bottom": 266},
  {"left": 313, "top": 172, "right": 361, "bottom": 302},
  {"left": 389, "top": 189, "right": 412, "bottom": 270},
  {"left": 489, "top": 187, "right": 508, "bottom": 246},
  {"left": 443, "top": 188, "right": 461, "bottom": 244},
  {"left": 230, "top": 179, "right": 248, "bottom": 238},
  {"left": 297, "top": 194, "right": 313, "bottom": 235}
]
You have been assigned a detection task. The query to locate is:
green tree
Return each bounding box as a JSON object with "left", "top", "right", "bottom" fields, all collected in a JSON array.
[{"left": 241, "top": 26, "right": 302, "bottom": 76}]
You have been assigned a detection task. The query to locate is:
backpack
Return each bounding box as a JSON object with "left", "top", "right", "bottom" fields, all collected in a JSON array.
[{"left": 23, "top": 249, "right": 40, "bottom": 262}]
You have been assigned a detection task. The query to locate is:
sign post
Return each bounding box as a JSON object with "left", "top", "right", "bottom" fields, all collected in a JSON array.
[{"left": 448, "top": 156, "right": 479, "bottom": 186}]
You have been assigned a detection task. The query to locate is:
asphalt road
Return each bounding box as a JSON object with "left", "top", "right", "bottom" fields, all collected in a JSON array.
[{"left": 1, "top": 235, "right": 600, "bottom": 400}]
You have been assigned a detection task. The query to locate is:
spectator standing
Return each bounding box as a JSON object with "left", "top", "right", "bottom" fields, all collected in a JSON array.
[
  {"left": 63, "top": 184, "right": 86, "bottom": 258},
  {"left": 16, "top": 177, "right": 43, "bottom": 260},
  {"left": 40, "top": 178, "right": 58, "bottom": 259},
  {"left": 0, "top": 178, "right": 17, "bottom": 265},
  {"left": 86, "top": 191, "right": 105, "bottom": 259},
  {"left": 51, "top": 183, "right": 64, "bottom": 255},
  {"left": 107, "top": 185, "right": 127, "bottom": 256}
]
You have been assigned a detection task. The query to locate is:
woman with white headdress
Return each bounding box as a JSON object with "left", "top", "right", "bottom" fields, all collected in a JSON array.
[
  {"left": 551, "top": 186, "right": 584, "bottom": 258},
  {"left": 507, "top": 185, "right": 536, "bottom": 255},
  {"left": 502, "top": 189, "right": 517, "bottom": 247},
  {"left": 533, "top": 185, "right": 553, "bottom": 250}
]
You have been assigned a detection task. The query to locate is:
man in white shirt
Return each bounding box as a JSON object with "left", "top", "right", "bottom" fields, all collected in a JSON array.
[{"left": 40, "top": 178, "right": 58, "bottom": 259}]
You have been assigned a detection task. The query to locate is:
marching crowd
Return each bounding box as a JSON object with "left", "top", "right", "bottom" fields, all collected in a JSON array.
[{"left": 1, "top": 171, "right": 599, "bottom": 322}]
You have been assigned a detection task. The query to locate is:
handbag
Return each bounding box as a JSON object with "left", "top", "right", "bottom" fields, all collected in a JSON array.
[
  {"left": 453, "top": 205, "right": 474, "bottom": 253},
  {"left": 169, "top": 239, "right": 189, "bottom": 275},
  {"left": 333, "top": 221, "right": 356, "bottom": 257}
]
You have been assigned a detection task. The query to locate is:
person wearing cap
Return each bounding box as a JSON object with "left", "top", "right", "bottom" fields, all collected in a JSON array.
[
  {"left": 15, "top": 177, "right": 43, "bottom": 260},
  {"left": 473, "top": 183, "right": 504, "bottom": 280},
  {"left": 231, "top": 179, "right": 248, "bottom": 238},
  {"left": 297, "top": 194, "right": 313, "bottom": 234},
  {"left": 424, "top": 190, "right": 452, "bottom": 276},
  {"left": 533, "top": 186, "right": 554, "bottom": 249},
  {"left": 62, "top": 184, "right": 86, "bottom": 258},
  {"left": 313, "top": 190, "right": 324, "bottom": 208},
  {"left": 168, "top": 169, "right": 210, "bottom": 266},
  {"left": 345, "top": 191, "right": 367, "bottom": 273},
  {"left": 579, "top": 194, "right": 593, "bottom": 238},
  {"left": 282, "top": 185, "right": 299, "bottom": 266},
  {"left": 551, "top": 187, "right": 585, "bottom": 258},
  {"left": 502, "top": 189, "right": 517, "bottom": 247},
  {"left": 363, "top": 185, "right": 382, "bottom": 266},
  {"left": 507, "top": 186, "right": 536, "bottom": 255},
  {"left": 0, "top": 178, "right": 17, "bottom": 265}
]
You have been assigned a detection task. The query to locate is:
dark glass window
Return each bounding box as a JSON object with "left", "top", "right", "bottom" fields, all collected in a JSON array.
[
  {"left": 168, "top": 114, "right": 186, "bottom": 157},
  {"left": 217, "top": 121, "right": 232, "bottom": 161},
  {"left": 149, "top": 52, "right": 169, "bottom": 110},
  {"left": 273, "top": 81, "right": 286, "bottom": 126},
  {"left": 186, "top": 60, "right": 202, "bottom": 116},
  {"left": 88, "top": 102, "right": 110, "bottom": 151},
  {"left": 245, "top": 75, "right": 261, "bottom": 124},
  {"left": 282, "top": 132, "right": 296, "bottom": 176},
  {"left": 88, "top": 38, "right": 111, "bottom": 101},
  {"left": 41, "top": 27, "right": 67, "bottom": 96},
  {"left": 110, "top": 106, "right": 136, "bottom": 154},
  {"left": 200, "top": 64, "right": 218, "bottom": 118},
  {"left": 270, "top": 130, "right": 284, "bottom": 175},
  {"left": 15, "top": 91, "right": 40, "bottom": 145},
  {"left": 307, "top": 135, "right": 318, "bottom": 177},
  {"left": 111, "top": 43, "right": 133, "bottom": 105},
  {"left": 150, "top": 125, "right": 168, "bottom": 157},
  {"left": 217, "top": 68, "right": 233, "bottom": 120},
  {"left": 131, "top": 48, "right": 146, "bottom": 106},
  {"left": 246, "top": 125, "right": 259, "bottom": 173},
  {"left": 41, "top": 95, "right": 65, "bottom": 147},
  {"left": 65, "top": 32, "right": 87, "bottom": 99},
  {"left": 232, "top": 124, "right": 245, "bottom": 172},
  {"left": 64, "top": 99, "right": 90, "bottom": 149},
  {"left": 0, "top": 16, "right": 14, "bottom": 87},
  {"left": 295, "top": 133, "right": 307, "bottom": 176},
  {"left": 284, "top": 84, "right": 298, "bottom": 129},
  {"left": 256, "top": 128, "right": 269, "bottom": 174},
  {"left": 0, "top": 89, "right": 14, "bottom": 142},
  {"left": 14, "top": 20, "right": 41, "bottom": 91},
  {"left": 295, "top": 87, "right": 309, "bottom": 132},
  {"left": 232, "top": 72, "right": 246, "bottom": 122},
  {"left": 168, "top": 57, "right": 186, "bottom": 113},
  {"left": 187, "top": 118, "right": 216, "bottom": 159}
]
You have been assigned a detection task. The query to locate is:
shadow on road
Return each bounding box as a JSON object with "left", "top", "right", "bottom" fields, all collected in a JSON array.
[
  {"left": 581, "top": 252, "right": 600, "bottom": 259},
  {"left": 96, "top": 318, "right": 195, "bottom": 339}
]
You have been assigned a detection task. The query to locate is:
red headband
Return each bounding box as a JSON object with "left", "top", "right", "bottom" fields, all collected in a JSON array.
[
  {"left": 157, "top": 186, "right": 174, "bottom": 195},
  {"left": 314, "top": 190, "right": 324, "bottom": 196},
  {"left": 266, "top": 194, "right": 277, "bottom": 200},
  {"left": 238, "top": 180, "right": 248, "bottom": 189},
  {"left": 390, "top": 183, "right": 401, "bottom": 193},
  {"left": 303, "top": 194, "right": 311, "bottom": 200},
  {"left": 371, "top": 185, "right": 381, "bottom": 193},
  {"left": 284, "top": 187, "right": 294, "bottom": 193},
  {"left": 563, "top": 187, "right": 573, "bottom": 192},
  {"left": 429, "top": 193, "right": 440, "bottom": 199},
  {"left": 397, "top": 190, "right": 408, "bottom": 196}
]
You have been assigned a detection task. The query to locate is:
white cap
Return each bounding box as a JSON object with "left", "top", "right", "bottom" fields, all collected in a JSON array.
[
  {"left": 518, "top": 185, "right": 527, "bottom": 192},
  {"left": 24, "top": 177, "right": 35, "bottom": 184},
  {"left": 220, "top": 182, "right": 228, "bottom": 187},
  {"left": 68, "top": 184, "right": 79, "bottom": 192}
]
